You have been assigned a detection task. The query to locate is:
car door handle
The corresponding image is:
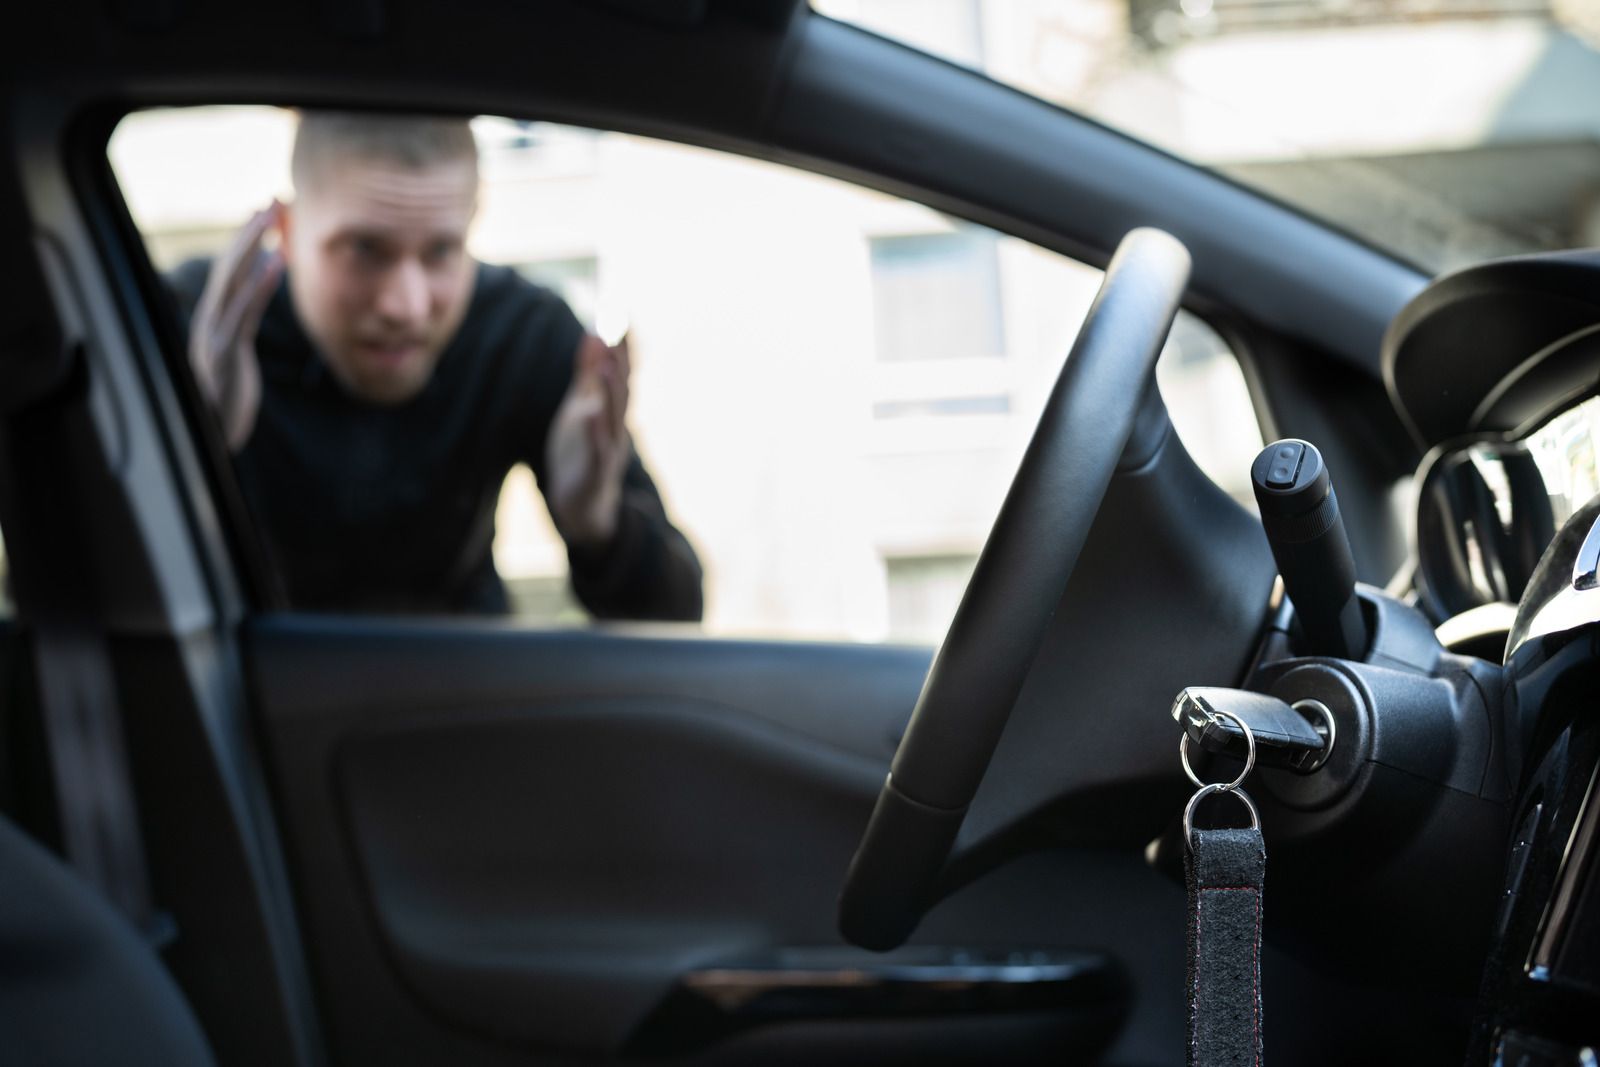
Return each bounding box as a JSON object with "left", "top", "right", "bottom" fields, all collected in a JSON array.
[{"left": 623, "top": 946, "right": 1128, "bottom": 1055}]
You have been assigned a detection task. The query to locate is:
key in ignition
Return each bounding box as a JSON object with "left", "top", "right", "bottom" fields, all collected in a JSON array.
[{"left": 1173, "top": 686, "right": 1332, "bottom": 773}]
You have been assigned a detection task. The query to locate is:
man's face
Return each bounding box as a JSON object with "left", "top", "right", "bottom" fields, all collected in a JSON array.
[{"left": 282, "top": 155, "right": 478, "bottom": 405}]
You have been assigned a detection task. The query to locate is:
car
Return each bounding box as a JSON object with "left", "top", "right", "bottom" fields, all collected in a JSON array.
[{"left": 1, "top": 1, "right": 1598, "bottom": 1065}]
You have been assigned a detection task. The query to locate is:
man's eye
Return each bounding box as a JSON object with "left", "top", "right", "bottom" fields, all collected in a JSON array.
[
  {"left": 349, "top": 237, "right": 387, "bottom": 263},
  {"left": 423, "top": 241, "right": 459, "bottom": 266}
]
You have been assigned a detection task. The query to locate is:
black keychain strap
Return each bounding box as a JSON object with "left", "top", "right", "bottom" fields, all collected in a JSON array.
[
  {"left": 1177, "top": 703, "right": 1267, "bottom": 1067},
  {"left": 1186, "top": 823, "right": 1266, "bottom": 1067}
]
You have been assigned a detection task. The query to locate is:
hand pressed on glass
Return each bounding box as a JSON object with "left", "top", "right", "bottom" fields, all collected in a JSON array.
[
  {"left": 188, "top": 202, "right": 283, "bottom": 450},
  {"left": 547, "top": 332, "right": 633, "bottom": 549}
]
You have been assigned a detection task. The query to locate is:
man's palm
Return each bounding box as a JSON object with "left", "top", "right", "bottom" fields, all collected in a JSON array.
[
  {"left": 546, "top": 333, "right": 632, "bottom": 547},
  {"left": 191, "top": 203, "right": 283, "bottom": 450}
]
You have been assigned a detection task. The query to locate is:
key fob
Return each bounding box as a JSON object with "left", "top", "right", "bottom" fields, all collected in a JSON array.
[{"left": 1172, "top": 686, "right": 1329, "bottom": 772}]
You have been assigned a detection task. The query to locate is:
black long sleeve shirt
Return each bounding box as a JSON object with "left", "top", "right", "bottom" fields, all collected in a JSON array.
[{"left": 170, "top": 259, "right": 703, "bottom": 620}]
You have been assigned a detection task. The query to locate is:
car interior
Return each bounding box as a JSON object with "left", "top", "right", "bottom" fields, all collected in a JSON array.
[{"left": 2, "top": 1, "right": 1599, "bottom": 1066}]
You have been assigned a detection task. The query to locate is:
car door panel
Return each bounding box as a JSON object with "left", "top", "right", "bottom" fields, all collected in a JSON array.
[
  {"left": 339, "top": 697, "right": 887, "bottom": 1051},
  {"left": 247, "top": 618, "right": 1180, "bottom": 1064}
]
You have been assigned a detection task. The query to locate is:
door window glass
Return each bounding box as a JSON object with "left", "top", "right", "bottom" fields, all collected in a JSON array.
[{"left": 110, "top": 106, "right": 1263, "bottom": 641}]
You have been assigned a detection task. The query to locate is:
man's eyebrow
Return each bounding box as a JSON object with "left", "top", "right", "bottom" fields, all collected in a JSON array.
[
  {"left": 328, "top": 226, "right": 393, "bottom": 243},
  {"left": 328, "top": 227, "right": 461, "bottom": 246}
]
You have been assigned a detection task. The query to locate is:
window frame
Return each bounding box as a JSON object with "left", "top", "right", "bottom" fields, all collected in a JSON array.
[{"left": 69, "top": 103, "right": 283, "bottom": 616}]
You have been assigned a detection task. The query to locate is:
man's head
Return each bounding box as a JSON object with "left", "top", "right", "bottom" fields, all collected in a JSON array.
[{"left": 282, "top": 111, "right": 479, "bottom": 405}]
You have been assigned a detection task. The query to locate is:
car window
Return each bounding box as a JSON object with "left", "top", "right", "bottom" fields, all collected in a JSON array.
[{"left": 109, "top": 106, "right": 1262, "bottom": 643}]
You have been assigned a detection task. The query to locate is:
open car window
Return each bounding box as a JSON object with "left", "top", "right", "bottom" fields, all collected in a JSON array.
[{"left": 110, "top": 106, "right": 1263, "bottom": 643}]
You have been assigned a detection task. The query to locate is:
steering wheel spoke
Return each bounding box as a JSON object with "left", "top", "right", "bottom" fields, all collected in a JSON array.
[{"left": 839, "top": 228, "right": 1193, "bottom": 951}]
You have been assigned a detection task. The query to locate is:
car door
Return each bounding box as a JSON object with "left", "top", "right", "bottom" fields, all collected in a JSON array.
[{"left": 109, "top": 104, "right": 1243, "bottom": 1064}]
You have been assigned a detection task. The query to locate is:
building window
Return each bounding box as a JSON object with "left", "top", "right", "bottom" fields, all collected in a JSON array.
[
  {"left": 871, "top": 395, "right": 1011, "bottom": 419},
  {"left": 869, "top": 231, "right": 1006, "bottom": 364},
  {"left": 884, "top": 553, "right": 980, "bottom": 645}
]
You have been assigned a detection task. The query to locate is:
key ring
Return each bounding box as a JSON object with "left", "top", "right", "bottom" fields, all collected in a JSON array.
[
  {"left": 1179, "top": 707, "right": 1257, "bottom": 791},
  {"left": 1183, "top": 782, "right": 1261, "bottom": 842}
]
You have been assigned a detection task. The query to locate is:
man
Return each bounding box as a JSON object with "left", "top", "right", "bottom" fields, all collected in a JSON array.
[{"left": 172, "top": 111, "right": 702, "bottom": 619}]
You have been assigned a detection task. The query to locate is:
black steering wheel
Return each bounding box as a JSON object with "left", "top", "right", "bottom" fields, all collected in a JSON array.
[{"left": 838, "top": 228, "right": 1193, "bottom": 950}]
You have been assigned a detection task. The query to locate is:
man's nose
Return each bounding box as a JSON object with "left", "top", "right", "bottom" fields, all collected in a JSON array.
[{"left": 375, "top": 258, "right": 430, "bottom": 324}]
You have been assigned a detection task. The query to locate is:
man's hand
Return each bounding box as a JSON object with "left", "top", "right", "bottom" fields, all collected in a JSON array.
[
  {"left": 190, "top": 203, "right": 284, "bottom": 450},
  {"left": 546, "top": 332, "right": 633, "bottom": 548}
]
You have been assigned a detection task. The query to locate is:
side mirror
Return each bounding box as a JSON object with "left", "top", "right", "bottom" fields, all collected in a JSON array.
[{"left": 1415, "top": 442, "right": 1556, "bottom": 619}]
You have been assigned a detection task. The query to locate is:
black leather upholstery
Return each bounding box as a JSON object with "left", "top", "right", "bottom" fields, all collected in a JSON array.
[{"left": 0, "top": 815, "right": 216, "bottom": 1067}]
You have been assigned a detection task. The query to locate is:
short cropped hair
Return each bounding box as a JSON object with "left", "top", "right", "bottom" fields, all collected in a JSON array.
[{"left": 290, "top": 110, "right": 479, "bottom": 195}]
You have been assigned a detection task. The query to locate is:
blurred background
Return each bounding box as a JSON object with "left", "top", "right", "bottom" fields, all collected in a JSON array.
[{"left": 821, "top": 0, "right": 1600, "bottom": 272}]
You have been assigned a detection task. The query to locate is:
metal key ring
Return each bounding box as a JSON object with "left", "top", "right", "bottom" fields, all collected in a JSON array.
[
  {"left": 1179, "top": 708, "right": 1257, "bottom": 791},
  {"left": 1183, "top": 783, "right": 1261, "bottom": 845}
]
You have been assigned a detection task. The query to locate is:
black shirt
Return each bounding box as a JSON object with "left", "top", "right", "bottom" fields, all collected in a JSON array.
[{"left": 170, "top": 259, "right": 703, "bottom": 619}]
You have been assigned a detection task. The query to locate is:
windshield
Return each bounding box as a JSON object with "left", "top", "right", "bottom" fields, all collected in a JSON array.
[{"left": 815, "top": 0, "right": 1600, "bottom": 274}]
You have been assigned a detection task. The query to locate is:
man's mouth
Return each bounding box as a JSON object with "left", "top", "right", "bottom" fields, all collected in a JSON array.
[{"left": 356, "top": 339, "right": 424, "bottom": 367}]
